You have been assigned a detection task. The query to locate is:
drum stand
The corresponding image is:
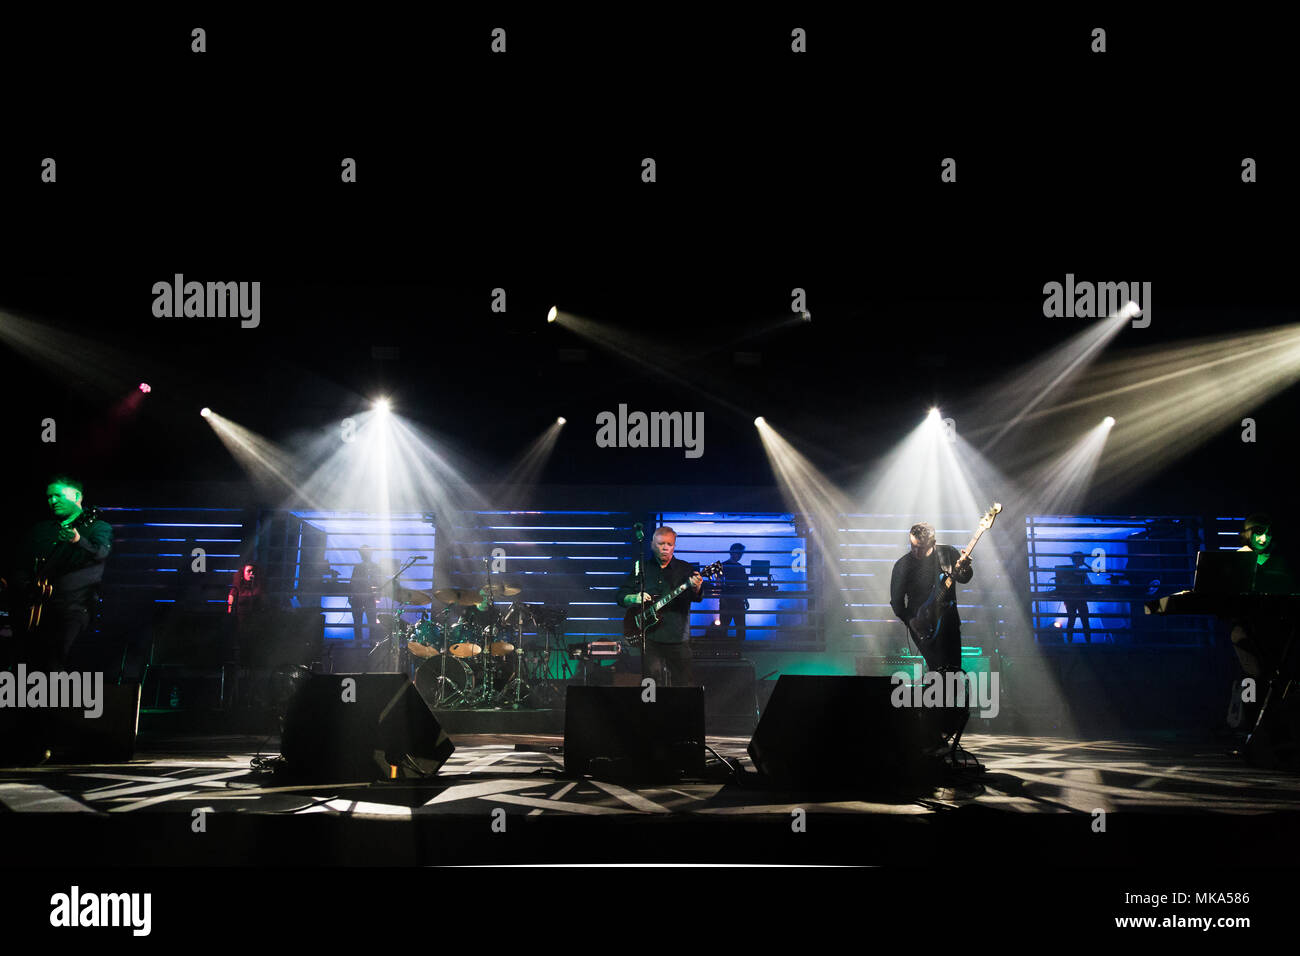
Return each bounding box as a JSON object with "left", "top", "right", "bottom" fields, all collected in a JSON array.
[
  {"left": 495, "top": 609, "right": 530, "bottom": 709},
  {"left": 425, "top": 606, "right": 470, "bottom": 707},
  {"left": 368, "top": 600, "right": 413, "bottom": 674}
]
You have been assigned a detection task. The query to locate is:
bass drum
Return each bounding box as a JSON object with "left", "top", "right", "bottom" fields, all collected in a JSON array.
[{"left": 414, "top": 657, "right": 474, "bottom": 708}]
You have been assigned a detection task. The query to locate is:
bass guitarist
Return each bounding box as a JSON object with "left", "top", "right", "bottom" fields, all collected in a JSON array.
[
  {"left": 620, "top": 526, "right": 703, "bottom": 687},
  {"left": 890, "top": 521, "right": 972, "bottom": 672}
]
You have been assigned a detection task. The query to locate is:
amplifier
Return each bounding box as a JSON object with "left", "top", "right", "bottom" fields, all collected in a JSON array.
[{"left": 856, "top": 655, "right": 924, "bottom": 679}]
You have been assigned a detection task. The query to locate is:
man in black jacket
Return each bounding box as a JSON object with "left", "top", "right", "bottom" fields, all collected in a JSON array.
[
  {"left": 620, "top": 526, "right": 703, "bottom": 687},
  {"left": 889, "top": 521, "right": 972, "bottom": 672},
  {"left": 13, "top": 475, "right": 113, "bottom": 670}
]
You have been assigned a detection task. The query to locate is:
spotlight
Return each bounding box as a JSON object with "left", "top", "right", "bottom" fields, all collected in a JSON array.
[
  {"left": 800, "top": 311, "right": 812, "bottom": 322},
  {"left": 754, "top": 416, "right": 766, "bottom": 427},
  {"left": 556, "top": 416, "right": 566, "bottom": 425},
  {"left": 374, "top": 397, "right": 391, "bottom": 413},
  {"left": 200, "top": 407, "right": 211, "bottom": 419},
  {"left": 928, "top": 407, "right": 941, "bottom": 421},
  {"left": 1103, "top": 416, "right": 1116, "bottom": 427},
  {"left": 547, "top": 306, "right": 558, "bottom": 324},
  {"left": 1117, "top": 301, "right": 1141, "bottom": 321},
  {"left": 138, "top": 382, "right": 151, "bottom": 394}
]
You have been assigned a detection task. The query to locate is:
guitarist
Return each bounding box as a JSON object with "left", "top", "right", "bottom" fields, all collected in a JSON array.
[
  {"left": 620, "top": 526, "right": 703, "bottom": 687},
  {"left": 11, "top": 476, "right": 113, "bottom": 670},
  {"left": 889, "top": 521, "right": 972, "bottom": 672}
]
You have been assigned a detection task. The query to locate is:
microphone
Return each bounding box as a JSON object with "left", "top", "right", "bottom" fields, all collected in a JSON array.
[{"left": 411, "top": 555, "right": 428, "bottom": 560}]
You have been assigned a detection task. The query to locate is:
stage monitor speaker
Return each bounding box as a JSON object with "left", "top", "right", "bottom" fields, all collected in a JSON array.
[
  {"left": 281, "top": 673, "right": 455, "bottom": 782},
  {"left": 747, "top": 675, "right": 945, "bottom": 788},
  {"left": 0, "top": 682, "right": 143, "bottom": 763},
  {"left": 55, "top": 681, "right": 142, "bottom": 762},
  {"left": 564, "top": 686, "right": 705, "bottom": 780}
]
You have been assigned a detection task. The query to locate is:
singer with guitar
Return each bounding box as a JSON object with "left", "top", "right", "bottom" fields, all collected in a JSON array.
[
  {"left": 620, "top": 526, "right": 705, "bottom": 688},
  {"left": 10, "top": 476, "right": 113, "bottom": 671}
]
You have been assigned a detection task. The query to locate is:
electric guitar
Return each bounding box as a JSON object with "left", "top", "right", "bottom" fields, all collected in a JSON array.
[
  {"left": 624, "top": 561, "right": 724, "bottom": 647},
  {"left": 28, "top": 505, "right": 101, "bottom": 631},
  {"left": 906, "top": 503, "right": 1001, "bottom": 652}
]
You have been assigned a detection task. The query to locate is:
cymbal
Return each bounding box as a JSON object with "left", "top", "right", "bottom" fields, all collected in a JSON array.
[
  {"left": 435, "top": 587, "right": 486, "bottom": 606},
  {"left": 391, "top": 585, "right": 434, "bottom": 605},
  {"left": 435, "top": 584, "right": 522, "bottom": 605}
]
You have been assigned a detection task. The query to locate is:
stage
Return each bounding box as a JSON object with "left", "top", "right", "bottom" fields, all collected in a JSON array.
[{"left": 2, "top": 728, "right": 1295, "bottom": 866}]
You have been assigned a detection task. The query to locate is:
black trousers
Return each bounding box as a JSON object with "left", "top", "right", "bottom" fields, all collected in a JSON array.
[
  {"left": 911, "top": 612, "right": 963, "bottom": 673},
  {"left": 641, "top": 640, "right": 696, "bottom": 687},
  {"left": 718, "top": 600, "right": 746, "bottom": 639},
  {"left": 15, "top": 605, "right": 88, "bottom": 672},
  {"left": 351, "top": 601, "right": 377, "bottom": 646},
  {"left": 0, "top": 605, "right": 89, "bottom": 759},
  {"left": 1063, "top": 600, "right": 1092, "bottom": 642}
]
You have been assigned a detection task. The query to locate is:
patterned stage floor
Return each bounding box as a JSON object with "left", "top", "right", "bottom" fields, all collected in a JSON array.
[{"left": 2, "top": 732, "right": 1297, "bottom": 865}]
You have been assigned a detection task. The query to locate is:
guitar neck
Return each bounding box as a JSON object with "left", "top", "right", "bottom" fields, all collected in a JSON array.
[
  {"left": 653, "top": 582, "right": 690, "bottom": 613},
  {"left": 961, "top": 526, "right": 986, "bottom": 558}
]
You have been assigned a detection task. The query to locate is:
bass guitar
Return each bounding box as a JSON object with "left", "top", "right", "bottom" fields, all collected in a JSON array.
[
  {"left": 907, "top": 503, "right": 1001, "bottom": 654},
  {"left": 624, "top": 561, "right": 724, "bottom": 647}
]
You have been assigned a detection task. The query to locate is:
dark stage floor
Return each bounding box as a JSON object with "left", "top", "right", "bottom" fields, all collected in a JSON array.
[{"left": 2, "top": 730, "right": 1296, "bottom": 866}]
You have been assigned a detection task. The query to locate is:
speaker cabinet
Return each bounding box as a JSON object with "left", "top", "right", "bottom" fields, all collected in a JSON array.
[
  {"left": 282, "top": 673, "right": 454, "bottom": 782},
  {"left": 0, "top": 682, "right": 141, "bottom": 764},
  {"left": 564, "top": 686, "right": 705, "bottom": 780},
  {"left": 56, "top": 681, "right": 142, "bottom": 762},
  {"left": 747, "top": 675, "right": 946, "bottom": 788}
]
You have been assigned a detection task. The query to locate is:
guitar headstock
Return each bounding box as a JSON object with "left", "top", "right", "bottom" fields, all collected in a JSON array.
[
  {"left": 697, "top": 561, "right": 725, "bottom": 579},
  {"left": 978, "top": 502, "right": 1002, "bottom": 531}
]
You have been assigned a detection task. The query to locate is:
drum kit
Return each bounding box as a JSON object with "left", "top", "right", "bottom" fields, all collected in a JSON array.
[{"left": 370, "top": 575, "right": 567, "bottom": 710}]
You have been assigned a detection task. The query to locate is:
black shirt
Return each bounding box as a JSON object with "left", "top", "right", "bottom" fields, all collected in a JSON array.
[
  {"left": 23, "top": 514, "right": 114, "bottom": 612},
  {"left": 349, "top": 560, "right": 382, "bottom": 603},
  {"left": 721, "top": 558, "right": 748, "bottom": 602},
  {"left": 619, "top": 556, "right": 702, "bottom": 644},
  {"left": 889, "top": 545, "right": 972, "bottom": 625}
]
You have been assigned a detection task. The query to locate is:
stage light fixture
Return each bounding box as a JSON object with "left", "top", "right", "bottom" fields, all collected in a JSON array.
[
  {"left": 374, "top": 397, "right": 391, "bottom": 413},
  {"left": 547, "top": 306, "right": 558, "bottom": 323},
  {"left": 138, "top": 382, "right": 151, "bottom": 394},
  {"left": 800, "top": 311, "right": 812, "bottom": 322},
  {"left": 1103, "top": 416, "right": 1116, "bottom": 427},
  {"left": 557, "top": 416, "right": 566, "bottom": 425},
  {"left": 200, "top": 407, "right": 211, "bottom": 418},
  {"left": 1118, "top": 301, "right": 1141, "bottom": 321},
  {"left": 754, "top": 416, "right": 766, "bottom": 426},
  {"left": 928, "top": 407, "right": 941, "bottom": 421}
]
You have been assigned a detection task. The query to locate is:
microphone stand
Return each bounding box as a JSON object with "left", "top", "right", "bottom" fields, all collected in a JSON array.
[
  {"left": 368, "top": 556, "right": 423, "bottom": 674},
  {"left": 632, "top": 522, "right": 647, "bottom": 664}
]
